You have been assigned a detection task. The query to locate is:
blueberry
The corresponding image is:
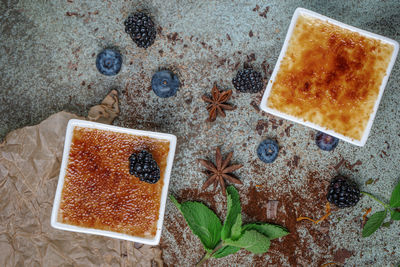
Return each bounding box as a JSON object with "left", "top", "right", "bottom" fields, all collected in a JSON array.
[
  {"left": 257, "top": 139, "right": 279, "bottom": 163},
  {"left": 316, "top": 131, "right": 339, "bottom": 151},
  {"left": 151, "top": 70, "right": 180, "bottom": 98},
  {"left": 96, "top": 49, "right": 122, "bottom": 76}
]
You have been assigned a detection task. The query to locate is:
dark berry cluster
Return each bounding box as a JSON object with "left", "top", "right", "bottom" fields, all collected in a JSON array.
[
  {"left": 327, "top": 176, "right": 360, "bottom": 208},
  {"left": 232, "top": 68, "right": 264, "bottom": 93},
  {"left": 129, "top": 150, "right": 160, "bottom": 184},
  {"left": 124, "top": 12, "right": 156, "bottom": 48}
]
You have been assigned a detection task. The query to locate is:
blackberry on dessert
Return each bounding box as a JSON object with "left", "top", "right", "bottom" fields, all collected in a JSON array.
[{"left": 129, "top": 150, "right": 161, "bottom": 184}]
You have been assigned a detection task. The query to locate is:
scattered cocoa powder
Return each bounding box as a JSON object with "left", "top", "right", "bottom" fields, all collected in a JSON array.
[
  {"left": 334, "top": 158, "right": 345, "bottom": 170},
  {"left": 259, "top": 6, "right": 270, "bottom": 18},
  {"left": 255, "top": 119, "right": 268, "bottom": 136},
  {"left": 292, "top": 155, "right": 300, "bottom": 168},
  {"left": 333, "top": 248, "right": 354, "bottom": 264},
  {"left": 261, "top": 60, "right": 270, "bottom": 76},
  {"left": 380, "top": 150, "right": 388, "bottom": 158},
  {"left": 246, "top": 53, "right": 256, "bottom": 62},
  {"left": 284, "top": 124, "right": 294, "bottom": 137},
  {"left": 167, "top": 32, "right": 179, "bottom": 45},
  {"left": 66, "top": 12, "right": 79, "bottom": 16},
  {"left": 162, "top": 171, "right": 344, "bottom": 265},
  {"left": 66, "top": 11, "right": 84, "bottom": 17},
  {"left": 242, "top": 172, "right": 336, "bottom": 266},
  {"left": 344, "top": 159, "right": 362, "bottom": 170},
  {"left": 250, "top": 101, "right": 260, "bottom": 112},
  {"left": 269, "top": 118, "right": 278, "bottom": 129}
]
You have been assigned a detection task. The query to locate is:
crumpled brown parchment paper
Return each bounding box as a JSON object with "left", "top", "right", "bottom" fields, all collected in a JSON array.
[{"left": 0, "top": 91, "right": 163, "bottom": 267}]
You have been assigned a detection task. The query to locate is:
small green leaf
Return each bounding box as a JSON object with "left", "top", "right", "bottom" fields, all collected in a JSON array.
[
  {"left": 389, "top": 180, "right": 400, "bottom": 208},
  {"left": 362, "top": 210, "right": 387, "bottom": 237},
  {"left": 170, "top": 195, "right": 181, "bottom": 209},
  {"left": 365, "top": 178, "right": 374, "bottom": 185},
  {"left": 221, "top": 186, "right": 242, "bottom": 241},
  {"left": 242, "top": 223, "right": 289, "bottom": 240},
  {"left": 170, "top": 195, "right": 222, "bottom": 251},
  {"left": 391, "top": 210, "right": 400, "bottom": 221},
  {"left": 212, "top": 245, "right": 240, "bottom": 258},
  {"left": 230, "top": 214, "right": 242, "bottom": 240},
  {"left": 225, "top": 230, "right": 270, "bottom": 254},
  {"left": 381, "top": 221, "right": 392, "bottom": 228}
]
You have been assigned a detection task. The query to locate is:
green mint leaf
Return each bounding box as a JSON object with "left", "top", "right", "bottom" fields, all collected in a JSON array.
[
  {"left": 243, "top": 223, "right": 289, "bottom": 240},
  {"left": 362, "top": 210, "right": 387, "bottom": 237},
  {"left": 391, "top": 210, "right": 400, "bottom": 221},
  {"left": 230, "top": 214, "right": 242, "bottom": 240},
  {"left": 225, "top": 230, "right": 270, "bottom": 254},
  {"left": 389, "top": 180, "right": 400, "bottom": 208},
  {"left": 221, "top": 186, "right": 242, "bottom": 241},
  {"left": 212, "top": 245, "right": 240, "bottom": 258},
  {"left": 170, "top": 195, "right": 181, "bottom": 209},
  {"left": 170, "top": 195, "right": 222, "bottom": 251}
]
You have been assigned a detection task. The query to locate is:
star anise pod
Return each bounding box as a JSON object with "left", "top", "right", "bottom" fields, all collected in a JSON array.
[
  {"left": 202, "top": 84, "right": 236, "bottom": 122},
  {"left": 198, "top": 147, "right": 243, "bottom": 196}
]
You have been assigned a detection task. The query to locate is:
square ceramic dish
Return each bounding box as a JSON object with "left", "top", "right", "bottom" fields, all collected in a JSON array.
[
  {"left": 260, "top": 7, "right": 399, "bottom": 146},
  {"left": 51, "top": 119, "right": 177, "bottom": 245}
]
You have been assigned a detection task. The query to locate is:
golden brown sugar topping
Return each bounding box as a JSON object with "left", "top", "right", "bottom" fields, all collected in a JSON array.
[
  {"left": 267, "top": 15, "right": 394, "bottom": 140},
  {"left": 59, "top": 127, "right": 170, "bottom": 238}
]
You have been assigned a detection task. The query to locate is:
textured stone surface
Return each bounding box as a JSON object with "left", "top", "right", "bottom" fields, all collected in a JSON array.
[{"left": 1, "top": 0, "right": 399, "bottom": 266}]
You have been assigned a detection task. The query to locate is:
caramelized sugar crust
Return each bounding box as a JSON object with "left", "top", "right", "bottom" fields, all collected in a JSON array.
[
  {"left": 267, "top": 15, "right": 394, "bottom": 140},
  {"left": 59, "top": 127, "right": 170, "bottom": 238}
]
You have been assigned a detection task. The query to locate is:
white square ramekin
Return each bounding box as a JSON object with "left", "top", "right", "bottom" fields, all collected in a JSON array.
[
  {"left": 51, "top": 119, "right": 177, "bottom": 245},
  {"left": 260, "top": 7, "right": 399, "bottom": 146}
]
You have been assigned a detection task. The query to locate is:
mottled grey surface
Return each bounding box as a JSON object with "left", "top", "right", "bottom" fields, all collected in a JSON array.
[{"left": 1, "top": 0, "right": 399, "bottom": 266}]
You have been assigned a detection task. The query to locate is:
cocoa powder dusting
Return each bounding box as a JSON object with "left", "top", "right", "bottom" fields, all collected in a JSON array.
[
  {"left": 333, "top": 248, "right": 354, "bottom": 264},
  {"left": 250, "top": 101, "right": 261, "bottom": 112},
  {"left": 162, "top": 171, "right": 345, "bottom": 266},
  {"left": 242, "top": 172, "right": 336, "bottom": 265}
]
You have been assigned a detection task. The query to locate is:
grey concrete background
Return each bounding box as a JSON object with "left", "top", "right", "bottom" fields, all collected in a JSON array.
[{"left": 1, "top": 0, "right": 399, "bottom": 266}]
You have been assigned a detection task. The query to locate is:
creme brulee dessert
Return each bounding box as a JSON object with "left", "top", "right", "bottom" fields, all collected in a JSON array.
[
  {"left": 267, "top": 14, "right": 394, "bottom": 141},
  {"left": 58, "top": 126, "right": 170, "bottom": 238}
]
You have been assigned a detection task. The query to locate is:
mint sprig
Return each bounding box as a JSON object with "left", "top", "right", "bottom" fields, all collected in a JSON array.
[
  {"left": 170, "top": 186, "right": 289, "bottom": 266},
  {"left": 361, "top": 180, "right": 400, "bottom": 237},
  {"left": 221, "top": 186, "right": 242, "bottom": 241},
  {"left": 169, "top": 196, "right": 222, "bottom": 252}
]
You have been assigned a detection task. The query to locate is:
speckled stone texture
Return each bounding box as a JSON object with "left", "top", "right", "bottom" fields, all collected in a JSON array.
[{"left": 1, "top": 0, "right": 399, "bottom": 266}]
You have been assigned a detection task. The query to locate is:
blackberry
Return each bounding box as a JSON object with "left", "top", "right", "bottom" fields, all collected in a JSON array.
[
  {"left": 129, "top": 150, "right": 160, "bottom": 184},
  {"left": 124, "top": 12, "right": 156, "bottom": 48},
  {"left": 232, "top": 68, "right": 264, "bottom": 93},
  {"left": 327, "top": 176, "right": 360, "bottom": 208}
]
